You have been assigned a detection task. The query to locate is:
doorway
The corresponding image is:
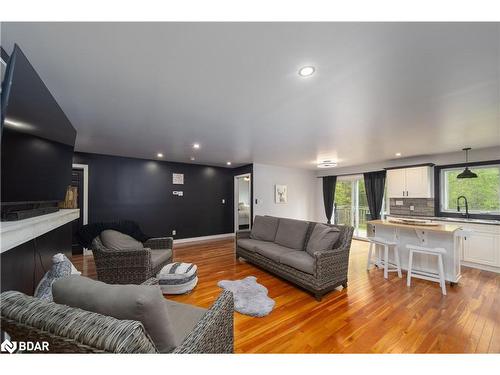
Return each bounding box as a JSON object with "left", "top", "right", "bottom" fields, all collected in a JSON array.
[
  {"left": 334, "top": 175, "right": 370, "bottom": 238},
  {"left": 234, "top": 173, "right": 252, "bottom": 232},
  {"left": 71, "top": 164, "right": 89, "bottom": 255}
]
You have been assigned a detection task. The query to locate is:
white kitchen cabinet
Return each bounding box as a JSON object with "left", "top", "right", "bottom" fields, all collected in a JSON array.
[
  {"left": 462, "top": 231, "right": 499, "bottom": 267},
  {"left": 387, "top": 169, "right": 406, "bottom": 198},
  {"left": 386, "top": 166, "right": 433, "bottom": 198}
]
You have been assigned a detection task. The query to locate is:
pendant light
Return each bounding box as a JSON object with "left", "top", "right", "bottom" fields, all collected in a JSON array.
[{"left": 457, "top": 147, "right": 478, "bottom": 179}]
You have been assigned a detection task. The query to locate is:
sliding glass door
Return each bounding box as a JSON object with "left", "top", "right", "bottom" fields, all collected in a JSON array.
[{"left": 334, "top": 175, "right": 372, "bottom": 237}]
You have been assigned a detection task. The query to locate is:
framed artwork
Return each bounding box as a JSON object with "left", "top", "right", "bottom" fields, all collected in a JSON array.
[
  {"left": 275, "top": 184, "right": 288, "bottom": 204},
  {"left": 172, "top": 173, "right": 184, "bottom": 184}
]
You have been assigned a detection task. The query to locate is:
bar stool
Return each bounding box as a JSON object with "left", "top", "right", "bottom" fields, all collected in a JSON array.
[
  {"left": 367, "top": 237, "right": 402, "bottom": 279},
  {"left": 406, "top": 244, "right": 447, "bottom": 295}
]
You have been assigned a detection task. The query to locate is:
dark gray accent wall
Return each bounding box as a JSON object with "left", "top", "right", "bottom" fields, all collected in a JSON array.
[
  {"left": 1, "top": 223, "right": 72, "bottom": 295},
  {"left": 73, "top": 152, "right": 252, "bottom": 239}
]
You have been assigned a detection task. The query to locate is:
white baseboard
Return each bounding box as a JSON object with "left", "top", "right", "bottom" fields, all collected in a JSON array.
[
  {"left": 461, "top": 261, "right": 500, "bottom": 274},
  {"left": 173, "top": 233, "right": 235, "bottom": 244}
]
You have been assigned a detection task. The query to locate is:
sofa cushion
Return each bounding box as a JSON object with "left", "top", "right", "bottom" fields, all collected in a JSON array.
[
  {"left": 164, "top": 299, "right": 207, "bottom": 346},
  {"left": 150, "top": 249, "right": 173, "bottom": 268},
  {"left": 274, "top": 218, "right": 310, "bottom": 250},
  {"left": 254, "top": 242, "right": 295, "bottom": 262},
  {"left": 52, "top": 275, "right": 176, "bottom": 353},
  {"left": 237, "top": 238, "right": 270, "bottom": 253},
  {"left": 305, "top": 224, "right": 341, "bottom": 256},
  {"left": 100, "top": 229, "right": 144, "bottom": 251},
  {"left": 279, "top": 251, "right": 316, "bottom": 275},
  {"left": 250, "top": 215, "right": 279, "bottom": 242}
]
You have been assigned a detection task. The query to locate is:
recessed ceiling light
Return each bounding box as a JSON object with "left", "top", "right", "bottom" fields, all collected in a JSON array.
[
  {"left": 157, "top": 153, "right": 163, "bottom": 158},
  {"left": 226, "top": 161, "right": 232, "bottom": 166},
  {"left": 395, "top": 152, "right": 402, "bottom": 157},
  {"left": 317, "top": 160, "right": 337, "bottom": 168},
  {"left": 190, "top": 156, "right": 195, "bottom": 161},
  {"left": 193, "top": 143, "right": 200, "bottom": 149},
  {"left": 298, "top": 66, "right": 315, "bottom": 77}
]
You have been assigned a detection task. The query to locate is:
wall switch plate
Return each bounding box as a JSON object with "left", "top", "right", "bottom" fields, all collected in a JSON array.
[
  {"left": 395, "top": 200, "right": 404, "bottom": 206},
  {"left": 410, "top": 205, "right": 415, "bottom": 211},
  {"left": 172, "top": 230, "right": 176, "bottom": 235}
]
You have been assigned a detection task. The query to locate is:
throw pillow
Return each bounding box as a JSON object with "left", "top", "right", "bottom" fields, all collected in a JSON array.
[
  {"left": 250, "top": 215, "right": 279, "bottom": 242},
  {"left": 305, "top": 224, "right": 341, "bottom": 256},
  {"left": 34, "top": 253, "right": 74, "bottom": 301},
  {"left": 100, "top": 229, "right": 144, "bottom": 251},
  {"left": 53, "top": 275, "right": 177, "bottom": 353},
  {"left": 274, "top": 218, "right": 310, "bottom": 250}
]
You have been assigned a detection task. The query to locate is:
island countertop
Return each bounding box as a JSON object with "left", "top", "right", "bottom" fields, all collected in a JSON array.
[{"left": 367, "top": 219, "right": 461, "bottom": 233}]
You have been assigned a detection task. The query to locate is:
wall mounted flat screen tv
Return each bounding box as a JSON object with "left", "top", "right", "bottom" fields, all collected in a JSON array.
[{"left": 1, "top": 44, "right": 77, "bottom": 205}]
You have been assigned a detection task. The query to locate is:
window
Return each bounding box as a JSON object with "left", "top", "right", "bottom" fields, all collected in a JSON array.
[
  {"left": 438, "top": 163, "right": 500, "bottom": 218},
  {"left": 334, "top": 175, "right": 386, "bottom": 237}
]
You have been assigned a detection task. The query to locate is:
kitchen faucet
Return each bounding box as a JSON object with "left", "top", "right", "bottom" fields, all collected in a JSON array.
[{"left": 457, "top": 195, "right": 469, "bottom": 218}]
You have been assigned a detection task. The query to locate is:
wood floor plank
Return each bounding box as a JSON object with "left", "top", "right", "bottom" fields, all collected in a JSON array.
[{"left": 72, "top": 238, "right": 500, "bottom": 353}]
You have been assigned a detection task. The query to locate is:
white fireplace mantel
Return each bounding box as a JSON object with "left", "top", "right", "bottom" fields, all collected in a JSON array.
[{"left": 0, "top": 209, "right": 80, "bottom": 253}]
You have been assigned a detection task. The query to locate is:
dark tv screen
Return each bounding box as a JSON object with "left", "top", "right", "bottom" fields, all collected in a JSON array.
[{"left": 1, "top": 44, "right": 76, "bottom": 204}]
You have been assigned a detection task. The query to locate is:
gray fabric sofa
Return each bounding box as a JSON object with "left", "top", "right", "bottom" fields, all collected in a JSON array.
[
  {"left": 0, "top": 276, "right": 233, "bottom": 354},
  {"left": 236, "top": 216, "right": 354, "bottom": 300}
]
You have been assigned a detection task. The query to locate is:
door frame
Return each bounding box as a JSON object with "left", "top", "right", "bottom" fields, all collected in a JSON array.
[
  {"left": 234, "top": 173, "right": 252, "bottom": 233},
  {"left": 72, "top": 163, "right": 89, "bottom": 226}
]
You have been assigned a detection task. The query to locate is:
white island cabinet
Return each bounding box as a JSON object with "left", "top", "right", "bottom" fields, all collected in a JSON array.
[{"left": 367, "top": 219, "right": 462, "bottom": 283}]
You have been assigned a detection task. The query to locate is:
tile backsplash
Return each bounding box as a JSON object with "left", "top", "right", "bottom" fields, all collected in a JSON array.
[{"left": 389, "top": 198, "right": 435, "bottom": 217}]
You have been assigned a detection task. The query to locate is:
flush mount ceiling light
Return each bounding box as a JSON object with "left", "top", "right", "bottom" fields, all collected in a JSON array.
[
  {"left": 317, "top": 160, "right": 337, "bottom": 168},
  {"left": 193, "top": 143, "right": 200, "bottom": 149},
  {"left": 395, "top": 152, "right": 402, "bottom": 157},
  {"left": 156, "top": 153, "right": 163, "bottom": 158},
  {"left": 226, "top": 161, "right": 232, "bottom": 166},
  {"left": 298, "top": 66, "right": 315, "bottom": 77},
  {"left": 457, "top": 147, "right": 478, "bottom": 179}
]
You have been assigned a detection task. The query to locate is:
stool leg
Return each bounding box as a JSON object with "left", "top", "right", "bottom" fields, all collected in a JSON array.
[
  {"left": 407, "top": 249, "right": 413, "bottom": 287},
  {"left": 437, "top": 253, "right": 447, "bottom": 295},
  {"left": 384, "top": 244, "right": 389, "bottom": 279},
  {"left": 394, "top": 246, "right": 402, "bottom": 278},
  {"left": 367, "top": 242, "right": 374, "bottom": 271}
]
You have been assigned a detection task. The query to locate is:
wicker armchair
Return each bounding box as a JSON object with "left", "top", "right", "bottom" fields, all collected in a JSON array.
[
  {"left": 91, "top": 236, "right": 173, "bottom": 284},
  {"left": 1, "top": 288, "right": 234, "bottom": 354}
]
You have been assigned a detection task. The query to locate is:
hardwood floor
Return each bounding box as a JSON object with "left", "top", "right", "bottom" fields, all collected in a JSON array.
[{"left": 72, "top": 238, "right": 500, "bottom": 353}]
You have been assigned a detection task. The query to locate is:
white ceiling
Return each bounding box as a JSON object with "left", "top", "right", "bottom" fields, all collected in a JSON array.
[{"left": 1, "top": 22, "right": 499, "bottom": 169}]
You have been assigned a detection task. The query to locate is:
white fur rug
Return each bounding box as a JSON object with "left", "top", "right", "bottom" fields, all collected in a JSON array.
[{"left": 217, "top": 276, "right": 275, "bottom": 317}]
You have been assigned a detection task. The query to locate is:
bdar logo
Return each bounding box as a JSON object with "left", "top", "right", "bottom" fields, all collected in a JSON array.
[{"left": 1, "top": 339, "right": 17, "bottom": 354}]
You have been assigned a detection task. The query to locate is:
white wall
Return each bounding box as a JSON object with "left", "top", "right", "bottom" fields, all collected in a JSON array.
[
  {"left": 253, "top": 163, "right": 322, "bottom": 222},
  {"left": 316, "top": 146, "right": 500, "bottom": 177}
]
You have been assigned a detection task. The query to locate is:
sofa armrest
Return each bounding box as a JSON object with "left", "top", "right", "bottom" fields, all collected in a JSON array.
[
  {"left": 314, "top": 246, "right": 350, "bottom": 281},
  {"left": 173, "top": 290, "right": 234, "bottom": 354},
  {"left": 0, "top": 291, "right": 158, "bottom": 353},
  {"left": 144, "top": 237, "right": 173, "bottom": 250},
  {"left": 236, "top": 230, "right": 251, "bottom": 240}
]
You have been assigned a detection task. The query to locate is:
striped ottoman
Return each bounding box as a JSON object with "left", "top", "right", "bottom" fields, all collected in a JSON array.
[{"left": 157, "top": 262, "right": 198, "bottom": 295}]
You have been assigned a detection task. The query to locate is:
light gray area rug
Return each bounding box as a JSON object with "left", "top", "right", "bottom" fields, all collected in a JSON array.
[{"left": 217, "top": 276, "right": 275, "bottom": 317}]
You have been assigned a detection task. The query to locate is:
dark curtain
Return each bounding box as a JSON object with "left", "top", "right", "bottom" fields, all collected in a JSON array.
[
  {"left": 322, "top": 176, "right": 337, "bottom": 224},
  {"left": 363, "top": 170, "right": 387, "bottom": 220}
]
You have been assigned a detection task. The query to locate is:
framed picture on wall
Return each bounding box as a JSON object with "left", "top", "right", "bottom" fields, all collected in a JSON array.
[{"left": 275, "top": 184, "right": 288, "bottom": 204}]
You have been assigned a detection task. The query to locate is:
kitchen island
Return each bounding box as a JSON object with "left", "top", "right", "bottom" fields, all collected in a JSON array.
[{"left": 367, "top": 219, "right": 462, "bottom": 283}]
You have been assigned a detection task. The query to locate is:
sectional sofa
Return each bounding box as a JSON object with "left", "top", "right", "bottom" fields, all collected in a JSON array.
[{"left": 236, "top": 216, "right": 354, "bottom": 300}]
